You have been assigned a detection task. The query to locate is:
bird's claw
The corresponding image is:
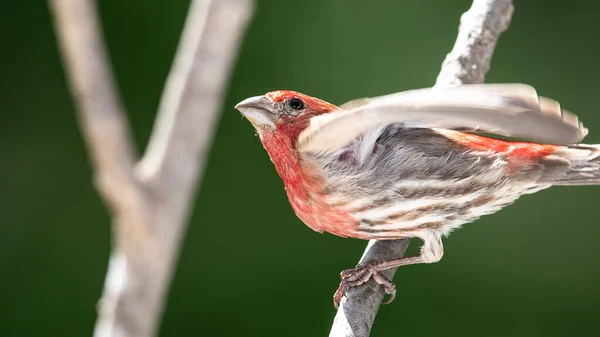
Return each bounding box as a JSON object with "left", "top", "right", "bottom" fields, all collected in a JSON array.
[{"left": 333, "top": 262, "right": 397, "bottom": 309}]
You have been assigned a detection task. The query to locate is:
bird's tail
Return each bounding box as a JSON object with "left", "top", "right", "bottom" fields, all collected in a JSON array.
[{"left": 545, "top": 144, "right": 600, "bottom": 186}]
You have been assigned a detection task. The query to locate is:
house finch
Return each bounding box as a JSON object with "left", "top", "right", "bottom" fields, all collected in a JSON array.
[{"left": 235, "top": 84, "right": 597, "bottom": 308}]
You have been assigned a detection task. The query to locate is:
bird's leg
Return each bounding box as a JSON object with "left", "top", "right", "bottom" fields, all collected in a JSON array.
[{"left": 334, "top": 231, "right": 443, "bottom": 309}]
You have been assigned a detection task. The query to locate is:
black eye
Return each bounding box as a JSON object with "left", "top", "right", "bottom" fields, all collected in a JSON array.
[{"left": 289, "top": 97, "right": 305, "bottom": 110}]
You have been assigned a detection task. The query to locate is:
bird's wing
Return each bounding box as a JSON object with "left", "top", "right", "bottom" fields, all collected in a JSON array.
[{"left": 297, "top": 84, "right": 588, "bottom": 154}]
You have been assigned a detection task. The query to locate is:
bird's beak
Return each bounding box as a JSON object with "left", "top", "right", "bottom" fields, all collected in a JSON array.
[{"left": 235, "top": 96, "right": 276, "bottom": 128}]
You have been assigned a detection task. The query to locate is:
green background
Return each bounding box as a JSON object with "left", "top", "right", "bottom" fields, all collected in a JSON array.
[{"left": 2, "top": 0, "right": 599, "bottom": 336}]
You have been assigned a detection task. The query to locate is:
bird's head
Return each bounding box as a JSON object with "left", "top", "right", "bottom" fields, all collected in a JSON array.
[{"left": 235, "top": 90, "right": 338, "bottom": 145}]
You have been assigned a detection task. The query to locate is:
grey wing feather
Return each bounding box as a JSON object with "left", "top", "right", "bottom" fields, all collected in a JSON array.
[{"left": 297, "top": 84, "right": 588, "bottom": 154}]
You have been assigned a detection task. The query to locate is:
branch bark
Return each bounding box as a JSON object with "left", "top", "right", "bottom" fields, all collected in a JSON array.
[
  {"left": 329, "top": 1, "right": 514, "bottom": 336},
  {"left": 50, "top": 1, "right": 254, "bottom": 336}
]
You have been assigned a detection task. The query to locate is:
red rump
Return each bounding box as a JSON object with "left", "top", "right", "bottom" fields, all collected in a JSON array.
[{"left": 438, "top": 129, "right": 558, "bottom": 161}]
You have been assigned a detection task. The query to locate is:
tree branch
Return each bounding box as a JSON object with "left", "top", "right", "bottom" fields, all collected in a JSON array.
[
  {"left": 329, "top": 1, "right": 514, "bottom": 336},
  {"left": 436, "top": 0, "right": 514, "bottom": 87},
  {"left": 50, "top": 1, "right": 254, "bottom": 336}
]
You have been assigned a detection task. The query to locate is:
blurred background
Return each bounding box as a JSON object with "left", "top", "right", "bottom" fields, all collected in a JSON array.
[{"left": 2, "top": 0, "right": 600, "bottom": 336}]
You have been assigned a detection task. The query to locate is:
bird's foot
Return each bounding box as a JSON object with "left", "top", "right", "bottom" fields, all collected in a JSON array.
[{"left": 333, "top": 261, "right": 396, "bottom": 309}]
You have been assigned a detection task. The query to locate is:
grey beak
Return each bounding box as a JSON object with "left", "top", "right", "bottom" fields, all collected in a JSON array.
[
  {"left": 235, "top": 96, "right": 276, "bottom": 128},
  {"left": 235, "top": 95, "right": 271, "bottom": 110}
]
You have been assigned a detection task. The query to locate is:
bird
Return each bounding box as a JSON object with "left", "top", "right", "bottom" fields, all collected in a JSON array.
[{"left": 234, "top": 84, "right": 598, "bottom": 308}]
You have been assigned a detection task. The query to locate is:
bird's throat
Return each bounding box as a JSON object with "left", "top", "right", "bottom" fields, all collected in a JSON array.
[
  {"left": 259, "top": 130, "right": 314, "bottom": 199},
  {"left": 257, "top": 130, "right": 357, "bottom": 237}
]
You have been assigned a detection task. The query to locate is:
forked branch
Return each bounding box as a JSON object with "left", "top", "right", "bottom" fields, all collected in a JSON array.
[{"left": 50, "top": 1, "right": 254, "bottom": 336}]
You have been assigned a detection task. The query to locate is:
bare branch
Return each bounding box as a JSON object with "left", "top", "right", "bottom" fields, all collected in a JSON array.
[
  {"left": 138, "top": 0, "right": 253, "bottom": 198},
  {"left": 50, "top": 0, "right": 254, "bottom": 336},
  {"left": 49, "top": 0, "right": 147, "bottom": 223},
  {"left": 436, "top": 0, "right": 514, "bottom": 87},
  {"left": 329, "top": 1, "right": 514, "bottom": 336}
]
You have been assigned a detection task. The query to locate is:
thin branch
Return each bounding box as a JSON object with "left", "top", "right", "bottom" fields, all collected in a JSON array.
[
  {"left": 436, "top": 0, "right": 515, "bottom": 87},
  {"left": 49, "top": 0, "right": 147, "bottom": 227},
  {"left": 329, "top": 1, "right": 514, "bottom": 336},
  {"left": 50, "top": 1, "right": 254, "bottom": 337},
  {"left": 138, "top": 0, "right": 253, "bottom": 197}
]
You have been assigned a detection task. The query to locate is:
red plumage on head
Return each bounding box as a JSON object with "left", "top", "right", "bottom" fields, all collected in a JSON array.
[
  {"left": 261, "top": 90, "right": 339, "bottom": 148},
  {"left": 265, "top": 90, "right": 338, "bottom": 114}
]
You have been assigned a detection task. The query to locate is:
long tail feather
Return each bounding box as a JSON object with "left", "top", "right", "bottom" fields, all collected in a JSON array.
[{"left": 546, "top": 145, "right": 600, "bottom": 186}]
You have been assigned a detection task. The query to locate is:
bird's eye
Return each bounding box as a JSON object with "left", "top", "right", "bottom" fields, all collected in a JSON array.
[{"left": 289, "top": 97, "right": 305, "bottom": 110}]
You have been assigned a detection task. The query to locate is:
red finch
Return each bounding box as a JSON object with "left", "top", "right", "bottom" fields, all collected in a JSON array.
[{"left": 235, "top": 84, "right": 597, "bottom": 308}]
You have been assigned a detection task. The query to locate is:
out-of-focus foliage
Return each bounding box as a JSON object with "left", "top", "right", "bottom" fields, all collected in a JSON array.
[{"left": 1, "top": 1, "right": 599, "bottom": 336}]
